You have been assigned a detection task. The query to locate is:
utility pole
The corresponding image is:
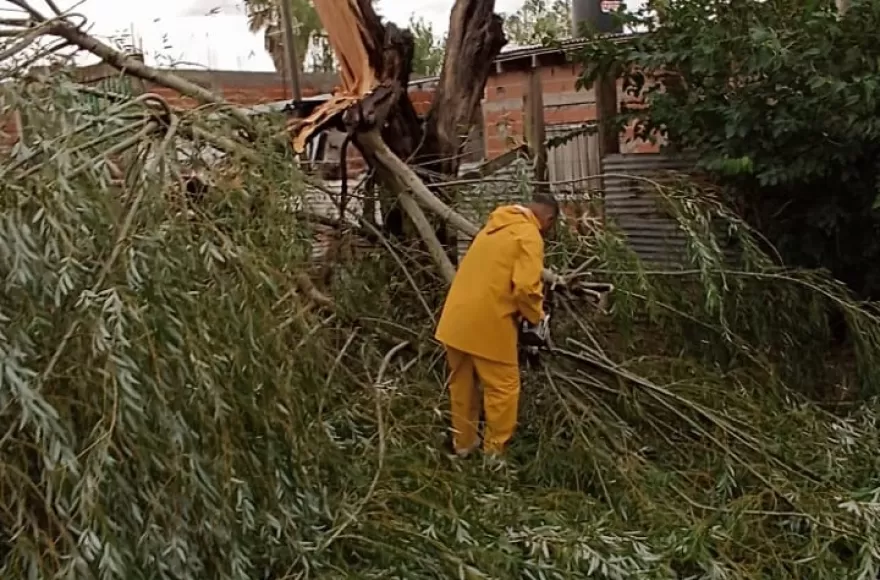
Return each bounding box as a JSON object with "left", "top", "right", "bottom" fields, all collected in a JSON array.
[{"left": 278, "top": 0, "right": 302, "bottom": 101}]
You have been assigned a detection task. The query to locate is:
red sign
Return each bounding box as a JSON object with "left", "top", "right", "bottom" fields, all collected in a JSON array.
[{"left": 600, "top": 0, "right": 621, "bottom": 12}]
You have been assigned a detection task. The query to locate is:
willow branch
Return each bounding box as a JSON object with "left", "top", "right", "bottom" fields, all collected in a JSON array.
[{"left": 8, "top": 10, "right": 257, "bottom": 132}]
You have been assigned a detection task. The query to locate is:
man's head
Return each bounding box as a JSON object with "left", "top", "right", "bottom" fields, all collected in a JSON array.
[{"left": 527, "top": 192, "right": 560, "bottom": 235}]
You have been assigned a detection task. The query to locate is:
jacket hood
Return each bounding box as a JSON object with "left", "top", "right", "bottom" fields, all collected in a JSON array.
[{"left": 485, "top": 204, "right": 541, "bottom": 234}]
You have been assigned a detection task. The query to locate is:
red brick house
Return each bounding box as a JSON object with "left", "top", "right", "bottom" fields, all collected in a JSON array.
[{"left": 483, "top": 37, "right": 659, "bottom": 158}]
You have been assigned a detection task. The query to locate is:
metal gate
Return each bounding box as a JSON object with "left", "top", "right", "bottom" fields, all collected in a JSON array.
[{"left": 545, "top": 123, "right": 602, "bottom": 196}]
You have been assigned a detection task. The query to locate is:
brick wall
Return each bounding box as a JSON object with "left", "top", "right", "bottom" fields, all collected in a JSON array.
[
  {"left": 483, "top": 62, "right": 591, "bottom": 158},
  {"left": 0, "top": 111, "right": 20, "bottom": 152},
  {"left": 1, "top": 65, "right": 434, "bottom": 156},
  {"left": 619, "top": 73, "right": 665, "bottom": 153},
  {"left": 142, "top": 69, "right": 340, "bottom": 108},
  {"left": 1, "top": 68, "right": 342, "bottom": 145},
  {"left": 482, "top": 61, "right": 660, "bottom": 159},
  {"left": 140, "top": 71, "right": 437, "bottom": 113},
  {"left": 4, "top": 57, "right": 660, "bottom": 166},
  {"left": 409, "top": 89, "right": 433, "bottom": 116}
]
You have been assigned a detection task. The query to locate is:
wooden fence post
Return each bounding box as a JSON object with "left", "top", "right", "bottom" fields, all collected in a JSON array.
[
  {"left": 595, "top": 71, "right": 620, "bottom": 158},
  {"left": 523, "top": 64, "right": 548, "bottom": 192}
]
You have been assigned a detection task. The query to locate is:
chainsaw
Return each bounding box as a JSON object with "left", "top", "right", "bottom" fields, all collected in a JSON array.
[
  {"left": 518, "top": 280, "right": 558, "bottom": 367},
  {"left": 518, "top": 274, "right": 614, "bottom": 367}
]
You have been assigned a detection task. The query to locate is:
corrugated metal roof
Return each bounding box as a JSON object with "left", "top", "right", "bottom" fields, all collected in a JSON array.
[{"left": 495, "top": 32, "right": 640, "bottom": 62}]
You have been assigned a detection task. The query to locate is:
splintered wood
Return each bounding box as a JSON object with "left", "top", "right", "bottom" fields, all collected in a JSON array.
[
  {"left": 312, "top": 0, "right": 376, "bottom": 95},
  {"left": 291, "top": 0, "right": 377, "bottom": 153}
]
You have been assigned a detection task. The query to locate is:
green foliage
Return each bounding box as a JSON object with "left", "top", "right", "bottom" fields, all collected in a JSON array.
[
  {"left": 244, "top": 0, "right": 325, "bottom": 72},
  {"left": 408, "top": 15, "right": 446, "bottom": 77},
  {"left": 555, "top": 173, "right": 880, "bottom": 397},
  {"left": 7, "top": 72, "right": 880, "bottom": 579},
  {"left": 80, "top": 77, "right": 136, "bottom": 115},
  {"left": 502, "top": 0, "right": 572, "bottom": 46},
  {"left": 576, "top": 0, "right": 880, "bottom": 296}
]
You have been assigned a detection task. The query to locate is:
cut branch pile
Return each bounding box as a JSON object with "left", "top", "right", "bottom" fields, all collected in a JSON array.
[{"left": 2, "top": 3, "right": 880, "bottom": 580}]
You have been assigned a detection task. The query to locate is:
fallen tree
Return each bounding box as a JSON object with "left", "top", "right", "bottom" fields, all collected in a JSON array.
[
  {"left": 5, "top": 5, "right": 880, "bottom": 580},
  {"left": 2, "top": 0, "right": 527, "bottom": 285},
  {"left": 4, "top": 69, "right": 880, "bottom": 578}
]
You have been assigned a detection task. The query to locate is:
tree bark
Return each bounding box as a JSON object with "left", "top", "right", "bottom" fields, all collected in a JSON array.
[
  {"left": 328, "top": 0, "right": 505, "bottom": 175},
  {"left": 418, "top": 2, "right": 506, "bottom": 178}
]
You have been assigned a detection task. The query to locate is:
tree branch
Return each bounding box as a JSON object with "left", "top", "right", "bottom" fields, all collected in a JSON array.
[
  {"left": 399, "top": 194, "right": 455, "bottom": 283},
  {"left": 38, "top": 18, "right": 254, "bottom": 131}
]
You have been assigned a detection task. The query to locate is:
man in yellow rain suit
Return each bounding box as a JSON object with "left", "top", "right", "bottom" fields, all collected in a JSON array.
[{"left": 435, "top": 193, "right": 560, "bottom": 457}]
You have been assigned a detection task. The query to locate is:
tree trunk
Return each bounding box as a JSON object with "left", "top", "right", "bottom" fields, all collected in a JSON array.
[
  {"left": 411, "top": 2, "right": 505, "bottom": 261},
  {"left": 307, "top": 0, "right": 506, "bottom": 241},
  {"left": 331, "top": 0, "right": 504, "bottom": 172},
  {"left": 418, "top": 2, "right": 505, "bottom": 177}
]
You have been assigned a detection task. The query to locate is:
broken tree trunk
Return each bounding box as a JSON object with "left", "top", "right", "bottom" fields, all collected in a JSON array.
[
  {"left": 292, "top": 0, "right": 567, "bottom": 287},
  {"left": 304, "top": 0, "right": 504, "bottom": 178},
  {"left": 293, "top": 0, "right": 506, "bottom": 262},
  {"left": 2, "top": 0, "right": 579, "bottom": 304}
]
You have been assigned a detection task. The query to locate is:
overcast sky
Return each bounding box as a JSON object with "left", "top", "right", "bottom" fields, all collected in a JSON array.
[{"left": 33, "top": 0, "right": 531, "bottom": 71}]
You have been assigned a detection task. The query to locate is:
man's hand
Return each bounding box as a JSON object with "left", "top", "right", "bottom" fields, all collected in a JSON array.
[{"left": 519, "top": 313, "right": 551, "bottom": 348}]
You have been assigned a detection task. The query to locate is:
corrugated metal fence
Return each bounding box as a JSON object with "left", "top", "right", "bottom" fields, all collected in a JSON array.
[
  {"left": 299, "top": 159, "right": 535, "bottom": 261},
  {"left": 603, "top": 153, "right": 697, "bottom": 266},
  {"left": 301, "top": 157, "right": 538, "bottom": 261}
]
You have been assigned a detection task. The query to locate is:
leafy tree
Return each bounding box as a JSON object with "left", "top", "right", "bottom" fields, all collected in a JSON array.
[
  {"left": 244, "top": 0, "right": 323, "bottom": 72},
  {"left": 502, "top": 0, "right": 572, "bottom": 46},
  {"left": 408, "top": 15, "right": 445, "bottom": 77},
  {"left": 244, "top": 2, "right": 443, "bottom": 75},
  {"left": 579, "top": 0, "right": 880, "bottom": 296}
]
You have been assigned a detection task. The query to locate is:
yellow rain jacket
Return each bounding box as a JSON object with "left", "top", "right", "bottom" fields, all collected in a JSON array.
[{"left": 435, "top": 204, "right": 545, "bottom": 365}]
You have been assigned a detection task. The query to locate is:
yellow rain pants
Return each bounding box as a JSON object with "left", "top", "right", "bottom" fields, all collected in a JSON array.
[{"left": 445, "top": 346, "right": 521, "bottom": 455}]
